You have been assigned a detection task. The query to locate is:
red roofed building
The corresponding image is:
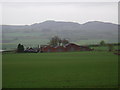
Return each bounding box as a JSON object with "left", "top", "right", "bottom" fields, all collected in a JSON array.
[
  {"left": 40, "top": 43, "right": 93, "bottom": 53},
  {"left": 54, "top": 46, "right": 66, "bottom": 52},
  {"left": 65, "top": 43, "right": 81, "bottom": 52},
  {"left": 41, "top": 45, "right": 55, "bottom": 52}
]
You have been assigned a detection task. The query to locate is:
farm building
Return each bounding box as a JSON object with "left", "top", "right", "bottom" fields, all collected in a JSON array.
[
  {"left": 65, "top": 43, "right": 89, "bottom": 52},
  {"left": 40, "top": 43, "right": 93, "bottom": 53},
  {"left": 41, "top": 45, "right": 55, "bottom": 52},
  {"left": 24, "top": 47, "right": 39, "bottom": 53},
  {"left": 54, "top": 46, "right": 66, "bottom": 52}
]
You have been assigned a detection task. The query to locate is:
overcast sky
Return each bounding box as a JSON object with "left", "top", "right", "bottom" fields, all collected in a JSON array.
[{"left": 0, "top": 1, "right": 118, "bottom": 25}]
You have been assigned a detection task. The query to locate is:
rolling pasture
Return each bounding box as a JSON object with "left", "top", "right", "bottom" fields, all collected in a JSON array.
[{"left": 2, "top": 51, "right": 118, "bottom": 88}]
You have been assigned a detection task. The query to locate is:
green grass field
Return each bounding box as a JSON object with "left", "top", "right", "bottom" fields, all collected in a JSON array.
[
  {"left": 91, "top": 46, "right": 119, "bottom": 51},
  {"left": 2, "top": 51, "right": 118, "bottom": 88}
]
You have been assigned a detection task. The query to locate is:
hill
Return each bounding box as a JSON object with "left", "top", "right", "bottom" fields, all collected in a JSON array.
[{"left": 1, "top": 20, "right": 119, "bottom": 50}]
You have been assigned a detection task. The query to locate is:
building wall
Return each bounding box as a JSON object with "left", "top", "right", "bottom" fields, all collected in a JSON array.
[{"left": 55, "top": 46, "right": 66, "bottom": 52}]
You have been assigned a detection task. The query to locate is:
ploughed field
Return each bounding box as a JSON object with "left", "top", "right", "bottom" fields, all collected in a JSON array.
[{"left": 2, "top": 51, "right": 118, "bottom": 88}]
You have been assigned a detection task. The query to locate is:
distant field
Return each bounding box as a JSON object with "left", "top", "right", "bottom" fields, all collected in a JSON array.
[
  {"left": 75, "top": 39, "right": 108, "bottom": 45},
  {"left": 75, "top": 39, "right": 118, "bottom": 45},
  {"left": 91, "top": 46, "right": 119, "bottom": 51},
  {"left": 2, "top": 51, "right": 118, "bottom": 88},
  {"left": 2, "top": 38, "right": 49, "bottom": 50}
]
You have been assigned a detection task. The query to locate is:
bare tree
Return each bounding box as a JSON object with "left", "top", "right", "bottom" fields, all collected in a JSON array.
[
  {"left": 49, "top": 36, "right": 69, "bottom": 47},
  {"left": 62, "top": 39, "right": 69, "bottom": 46},
  {"left": 49, "top": 36, "right": 60, "bottom": 47}
]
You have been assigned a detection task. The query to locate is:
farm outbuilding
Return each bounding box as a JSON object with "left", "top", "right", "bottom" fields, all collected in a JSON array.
[
  {"left": 41, "top": 46, "right": 53, "bottom": 52},
  {"left": 40, "top": 43, "right": 93, "bottom": 53},
  {"left": 65, "top": 43, "right": 81, "bottom": 52},
  {"left": 24, "top": 47, "right": 39, "bottom": 53}
]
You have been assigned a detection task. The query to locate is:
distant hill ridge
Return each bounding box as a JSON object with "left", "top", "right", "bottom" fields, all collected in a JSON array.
[{"left": 2, "top": 20, "right": 119, "bottom": 44}]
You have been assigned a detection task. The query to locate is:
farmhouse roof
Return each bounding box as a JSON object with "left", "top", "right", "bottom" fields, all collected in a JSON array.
[
  {"left": 55, "top": 46, "right": 65, "bottom": 48},
  {"left": 65, "top": 43, "right": 80, "bottom": 47}
]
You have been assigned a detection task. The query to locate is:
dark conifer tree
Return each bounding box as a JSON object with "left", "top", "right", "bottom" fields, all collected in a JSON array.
[{"left": 17, "top": 43, "right": 24, "bottom": 52}]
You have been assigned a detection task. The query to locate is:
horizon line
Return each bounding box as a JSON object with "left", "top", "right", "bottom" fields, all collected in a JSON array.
[{"left": 1, "top": 20, "right": 118, "bottom": 26}]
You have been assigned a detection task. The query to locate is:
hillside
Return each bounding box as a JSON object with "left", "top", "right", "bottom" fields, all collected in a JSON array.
[{"left": 1, "top": 20, "right": 119, "bottom": 50}]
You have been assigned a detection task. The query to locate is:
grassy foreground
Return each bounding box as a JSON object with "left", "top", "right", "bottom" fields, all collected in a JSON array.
[{"left": 2, "top": 51, "right": 118, "bottom": 88}]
